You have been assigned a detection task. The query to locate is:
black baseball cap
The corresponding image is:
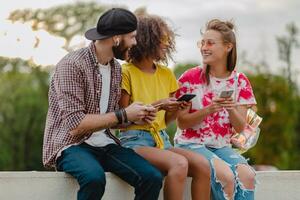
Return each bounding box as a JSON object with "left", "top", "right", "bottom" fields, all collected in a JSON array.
[{"left": 85, "top": 8, "right": 137, "bottom": 40}]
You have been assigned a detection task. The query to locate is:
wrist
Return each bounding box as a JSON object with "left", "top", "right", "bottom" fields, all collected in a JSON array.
[
  {"left": 114, "top": 108, "right": 128, "bottom": 124},
  {"left": 114, "top": 110, "right": 123, "bottom": 124},
  {"left": 120, "top": 108, "right": 128, "bottom": 123},
  {"left": 203, "top": 107, "right": 212, "bottom": 116},
  {"left": 227, "top": 107, "right": 237, "bottom": 114}
]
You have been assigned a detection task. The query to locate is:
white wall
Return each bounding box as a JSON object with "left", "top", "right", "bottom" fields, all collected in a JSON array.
[{"left": 0, "top": 171, "right": 299, "bottom": 200}]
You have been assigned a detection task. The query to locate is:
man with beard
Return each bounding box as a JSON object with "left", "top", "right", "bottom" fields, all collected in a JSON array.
[{"left": 43, "top": 8, "right": 163, "bottom": 200}]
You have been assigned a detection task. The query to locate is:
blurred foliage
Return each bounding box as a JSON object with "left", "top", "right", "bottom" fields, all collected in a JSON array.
[
  {"left": 276, "top": 22, "right": 299, "bottom": 85},
  {"left": 173, "top": 62, "right": 199, "bottom": 79},
  {"left": 0, "top": 57, "right": 49, "bottom": 170},
  {"left": 245, "top": 73, "right": 300, "bottom": 169},
  {"left": 8, "top": 2, "right": 107, "bottom": 50}
]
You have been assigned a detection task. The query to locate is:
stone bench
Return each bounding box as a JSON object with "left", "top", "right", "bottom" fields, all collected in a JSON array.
[{"left": 0, "top": 171, "right": 299, "bottom": 200}]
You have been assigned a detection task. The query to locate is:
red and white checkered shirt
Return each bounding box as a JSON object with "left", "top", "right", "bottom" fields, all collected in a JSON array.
[{"left": 43, "top": 42, "right": 121, "bottom": 169}]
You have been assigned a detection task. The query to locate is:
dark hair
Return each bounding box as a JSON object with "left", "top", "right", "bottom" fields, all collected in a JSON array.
[
  {"left": 203, "top": 19, "right": 237, "bottom": 84},
  {"left": 128, "top": 14, "right": 176, "bottom": 64}
]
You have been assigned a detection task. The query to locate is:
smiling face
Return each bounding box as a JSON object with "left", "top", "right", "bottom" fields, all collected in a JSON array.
[
  {"left": 156, "top": 32, "right": 170, "bottom": 60},
  {"left": 199, "top": 30, "right": 233, "bottom": 67}
]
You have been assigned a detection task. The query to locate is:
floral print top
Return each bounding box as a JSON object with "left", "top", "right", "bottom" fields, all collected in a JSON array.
[{"left": 175, "top": 66, "right": 257, "bottom": 148}]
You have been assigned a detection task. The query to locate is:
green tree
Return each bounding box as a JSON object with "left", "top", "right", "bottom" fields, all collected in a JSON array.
[
  {"left": 0, "top": 57, "right": 49, "bottom": 170},
  {"left": 245, "top": 73, "right": 299, "bottom": 169},
  {"left": 173, "top": 62, "right": 199, "bottom": 79},
  {"left": 9, "top": 2, "right": 108, "bottom": 50},
  {"left": 276, "top": 22, "right": 299, "bottom": 85}
]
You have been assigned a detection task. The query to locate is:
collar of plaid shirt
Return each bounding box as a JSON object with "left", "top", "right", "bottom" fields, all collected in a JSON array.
[{"left": 43, "top": 42, "right": 122, "bottom": 168}]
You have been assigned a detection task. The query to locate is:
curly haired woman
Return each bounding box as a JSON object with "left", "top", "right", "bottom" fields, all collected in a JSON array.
[{"left": 118, "top": 13, "right": 211, "bottom": 200}]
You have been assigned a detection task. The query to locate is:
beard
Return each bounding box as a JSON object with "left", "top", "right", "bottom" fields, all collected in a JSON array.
[{"left": 112, "top": 40, "right": 128, "bottom": 60}]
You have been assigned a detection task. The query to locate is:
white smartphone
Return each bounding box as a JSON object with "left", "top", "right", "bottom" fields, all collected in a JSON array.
[{"left": 219, "top": 90, "right": 234, "bottom": 98}]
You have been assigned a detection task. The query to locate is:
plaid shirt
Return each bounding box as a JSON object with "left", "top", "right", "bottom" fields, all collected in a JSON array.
[{"left": 43, "top": 42, "right": 121, "bottom": 168}]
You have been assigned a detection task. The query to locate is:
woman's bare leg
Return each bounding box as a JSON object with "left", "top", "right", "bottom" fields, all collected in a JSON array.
[
  {"left": 212, "top": 158, "right": 235, "bottom": 200},
  {"left": 135, "top": 146, "right": 188, "bottom": 200},
  {"left": 170, "top": 147, "right": 211, "bottom": 200},
  {"left": 236, "top": 164, "right": 255, "bottom": 190}
]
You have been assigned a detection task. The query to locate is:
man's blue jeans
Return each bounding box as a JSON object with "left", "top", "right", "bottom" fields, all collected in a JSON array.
[{"left": 56, "top": 143, "right": 163, "bottom": 200}]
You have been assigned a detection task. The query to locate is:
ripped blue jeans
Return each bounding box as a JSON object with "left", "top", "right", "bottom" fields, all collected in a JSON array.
[{"left": 175, "top": 143, "right": 255, "bottom": 200}]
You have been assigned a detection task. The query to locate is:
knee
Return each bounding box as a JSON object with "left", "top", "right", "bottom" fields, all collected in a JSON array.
[
  {"left": 212, "top": 159, "right": 235, "bottom": 185},
  {"left": 215, "top": 168, "right": 235, "bottom": 187},
  {"left": 169, "top": 155, "right": 188, "bottom": 179},
  {"left": 141, "top": 165, "right": 164, "bottom": 185},
  {"left": 81, "top": 170, "right": 106, "bottom": 188},
  {"left": 212, "top": 159, "right": 235, "bottom": 198},
  {"left": 236, "top": 165, "right": 256, "bottom": 189},
  {"left": 192, "top": 156, "right": 211, "bottom": 179}
]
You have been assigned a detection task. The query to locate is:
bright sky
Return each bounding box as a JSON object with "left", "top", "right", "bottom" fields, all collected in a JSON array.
[{"left": 0, "top": 0, "right": 299, "bottom": 73}]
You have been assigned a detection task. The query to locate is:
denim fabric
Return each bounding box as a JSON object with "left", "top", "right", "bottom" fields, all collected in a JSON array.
[
  {"left": 119, "top": 130, "right": 173, "bottom": 150},
  {"left": 175, "top": 143, "right": 255, "bottom": 200},
  {"left": 56, "top": 143, "right": 163, "bottom": 200}
]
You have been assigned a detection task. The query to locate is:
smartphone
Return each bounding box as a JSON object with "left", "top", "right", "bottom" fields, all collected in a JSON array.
[
  {"left": 219, "top": 90, "right": 234, "bottom": 98},
  {"left": 177, "top": 94, "right": 196, "bottom": 102}
]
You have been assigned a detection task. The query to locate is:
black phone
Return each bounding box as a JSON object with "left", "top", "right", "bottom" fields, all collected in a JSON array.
[{"left": 177, "top": 94, "right": 196, "bottom": 102}]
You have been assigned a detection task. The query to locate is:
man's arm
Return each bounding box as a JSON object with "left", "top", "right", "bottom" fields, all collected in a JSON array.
[
  {"left": 54, "top": 61, "right": 120, "bottom": 136},
  {"left": 70, "top": 102, "right": 155, "bottom": 136},
  {"left": 69, "top": 113, "right": 118, "bottom": 136},
  {"left": 55, "top": 61, "right": 155, "bottom": 136}
]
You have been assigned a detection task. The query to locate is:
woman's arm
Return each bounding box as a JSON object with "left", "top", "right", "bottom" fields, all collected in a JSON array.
[
  {"left": 176, "top": 100, "right": 223, "bottom": 129},
  {"left": 227, "top": 105, "right": 247, "bottom": 133},
  {"left": 164, "top": 92, "right": 181, "bottom": 125},
  {"left": 176, "top": 106, "right": 208, "bottom": 129},
  {"left": 219, "top": 97, "right": 247, "bottom": 132},
  {"left": 119, "top": 89, "right": 131, "bottom": 108}
]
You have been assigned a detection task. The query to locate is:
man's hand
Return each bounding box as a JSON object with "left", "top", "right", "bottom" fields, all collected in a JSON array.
[
  {"left": 125, "top": 102, "right": 157, "bottom": 123},
  {"left": 134, "top": 104, "right": 157, "bottom": 125}
]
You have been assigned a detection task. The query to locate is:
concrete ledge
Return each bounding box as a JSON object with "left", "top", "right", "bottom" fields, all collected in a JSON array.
[{"left": 0, "top": 171, "right": 299, "bottom": 200}]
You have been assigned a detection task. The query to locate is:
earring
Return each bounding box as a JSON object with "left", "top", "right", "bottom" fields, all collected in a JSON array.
[{"left": 115, "top": 39, "right": 120, "bottom": 46}]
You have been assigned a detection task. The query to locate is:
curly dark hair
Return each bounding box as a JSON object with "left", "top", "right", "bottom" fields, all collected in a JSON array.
[{"left": 128, "top": 14, "right": 176, "bottom": 64}]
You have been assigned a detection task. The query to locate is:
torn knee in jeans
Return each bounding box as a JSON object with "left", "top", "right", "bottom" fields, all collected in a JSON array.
[
  {"left": 236, "top": 164, "right": 256, "bottom": 190},
  {"left": 211, "top": 158, "right": 235, "bottom": 200}
]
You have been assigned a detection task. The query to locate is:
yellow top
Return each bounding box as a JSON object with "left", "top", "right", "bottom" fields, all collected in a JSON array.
[{"left": 121, "top": 62, "right": 178, "bottom": 148}]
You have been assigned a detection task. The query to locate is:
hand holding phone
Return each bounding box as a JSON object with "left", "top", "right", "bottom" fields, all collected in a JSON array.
[
  {"left": 153, "top": 103, "right": 164, "bottom": 109},
  {"left": 177, "top": 94, "right": 196, "bottom": 102},
  {"left": 219, "top": 90, "right": 234, "bottom": 98}
]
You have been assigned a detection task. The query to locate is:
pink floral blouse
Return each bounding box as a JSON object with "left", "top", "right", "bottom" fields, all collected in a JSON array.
[{"left": 175, "top": 66, "right": 257, "bottom": 148}]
